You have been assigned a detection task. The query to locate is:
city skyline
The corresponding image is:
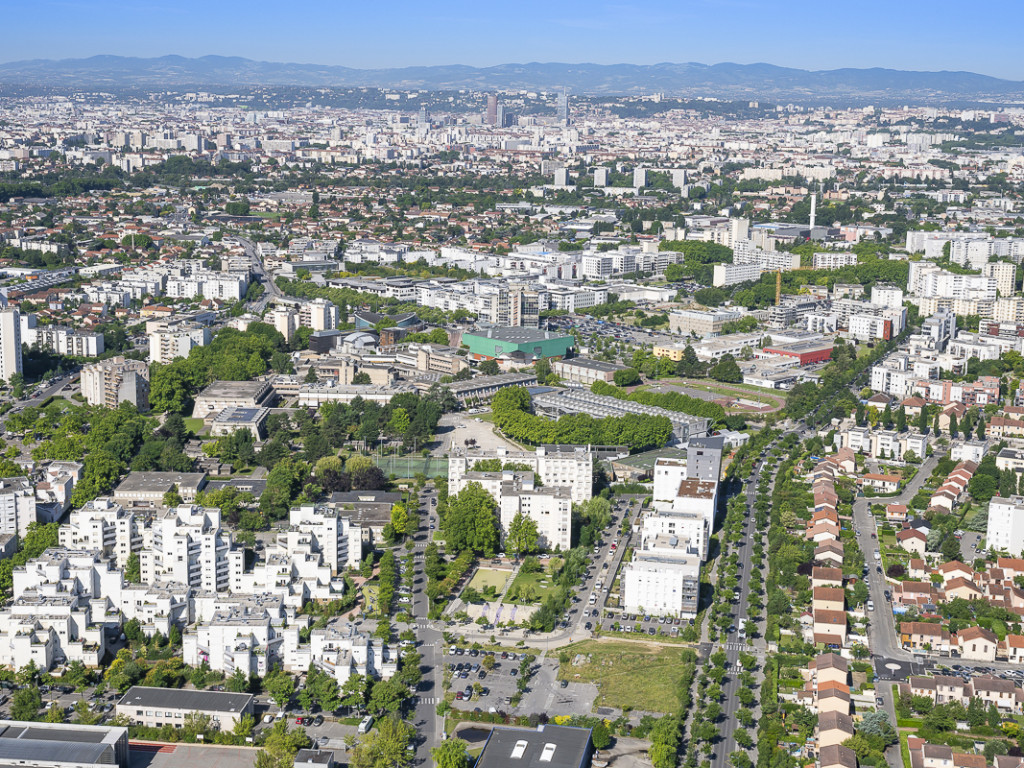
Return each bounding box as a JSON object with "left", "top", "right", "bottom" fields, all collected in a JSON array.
[{"left": 3, "top": 0, "right": 1024, "bottom": 81}]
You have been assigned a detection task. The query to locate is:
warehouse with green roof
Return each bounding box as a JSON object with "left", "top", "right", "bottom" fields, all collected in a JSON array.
[{"left": 463, "top": 327, "right": 574, "bottom": 362}]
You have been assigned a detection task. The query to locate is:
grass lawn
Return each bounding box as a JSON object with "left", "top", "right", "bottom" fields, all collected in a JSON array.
[
  {"left": 362, "top": 583, "right": 379, "bottom": 614},
  {"left": 184, "top": 417, "right": 206, "bottom": 434},
  {"left": 467, "top": 567, "right": 511, "bottom": 594},
  {"left": 556, "top": 640, "right": 694, "bottom": 713},
  {"left": 506, "top": 570, "right": 557, "bottom": 605}
]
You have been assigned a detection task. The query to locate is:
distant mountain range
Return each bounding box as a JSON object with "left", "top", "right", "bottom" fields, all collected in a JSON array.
[{"left": 1, "top": 55, "right": 1023, "bottom": 102}]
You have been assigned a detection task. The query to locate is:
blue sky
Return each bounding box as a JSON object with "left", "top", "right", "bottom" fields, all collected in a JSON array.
[{"left": 6, "top": 0, "right": 1024, "bottom": 80}]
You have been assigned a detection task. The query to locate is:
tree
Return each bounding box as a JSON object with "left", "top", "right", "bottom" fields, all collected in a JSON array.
[
  {"left": 352, "top": 371, "right": 372, "bottom": 385},
  {"left": 918, "top": 407, "right": 929, "bottom": 434},
  {"left": 10, "top": 686, "right": 41, "bottom": 720},
  {"left": 368, "top": 678, "right": 409, "bottom": 715},
  {"left": 226, "top": 667, "right": 250, "bottom": 693},
  {"left": 72, "top": 699, "right": 104, "bottom": 725},
  {"left": 859, "top": 710, "right": 897, "bottom": 745},
  {"left": 432, "top": 739, "right": 471, "bottom": 768},
  {"left": 896, "top": 406, "right": 907, "bottom": 432},
  {"left": 591, "top": 721, "right": 612, "bottom": 750},
  {"left": 977, "top": 417, "right": 986, "bottom": 440},
  {"left": 949, "top": 414, "right": 959, "bottom": 439},
  {"left": 256, "top": 720, "right": 312, "bottom": 768},
  {"left": 124, "top": 552, "right": 141, "bottom": 583},
  {"left": 709, "top": 354, "right": 742, "bottom": 383},
  {"left": 162, "top": 484, "right": 183, "bottom": 508},
  {"left": 613, "top": 368, "right": 642, "bottom": 387},
  {"left": 350, "top": 715, "right": 414, "bottom": 768},
  {"left": 444, "top": 482, "right": 500, "bottom": 556},
  {"left": 390, "top": 503, "right": 410, "bottom": 538},
  {"left": 479, "top": 359, "right": 500, "bottom": 376},
  {"left": 264, "top": 669, "right": 296, "bottom": 710},
  {"left": 506, "top": 511, "right": 539, "bottom": 557}
]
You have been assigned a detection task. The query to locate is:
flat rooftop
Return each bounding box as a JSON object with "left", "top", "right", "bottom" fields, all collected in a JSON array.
[
  {"left": 114, "top": 471, "right": 207, "bottom": 493},
  {"left": 477, "top": 725, "right": 591, "bottom": 768},
  {"left": 196, "top": 380, "right": 271, "bottom": 398},
  {"left": 556, "top": 357, "right": 627, "bottom": 372},
  {"left": 465, "top": 327, "right": 572, "bottom": 344},
  {"left": 212, "top": 406, "right": 269, "bottom": 424},
  {"left": 118, "top": 686, "right": 253, "bottom": 714}
]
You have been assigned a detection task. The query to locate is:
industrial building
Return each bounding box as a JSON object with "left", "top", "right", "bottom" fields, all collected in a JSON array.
[
  {"left": 462, "top": 327, "right": 573, "bottom": 362},
  {"left": 531, "top": 389, "right": 710, "bottom": 444},
  {"left": 0, "top": 721, "right": 129, "bottom": 768}
]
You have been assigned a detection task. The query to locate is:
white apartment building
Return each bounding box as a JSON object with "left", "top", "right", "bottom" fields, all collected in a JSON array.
[
  {"left": 622, "top": 539, "right": 701, "bottom": 618},
  {"left": 140, "top": 505, "right": 233, "bottom": 592},
  {"left": 1, "top": 549, "right": 123, "bottom": 670},
  {"left": 183, "top": 602, "right": 287, "bottom": 677},
  {"left": 871, "top": 285, "right": 905, "bottom": 309},
  {"left": 59, "top": 497, "right": 142, "bottom": 569},
  {"left": 286, "top": 504, "right": 362, "bottom": 573},
  {"left": 669, "top": 309, "right": 742, "bottom": 338},
  {"left": 80, "top": 356, "right": 150, "bottom": 409},
  {"left": 448, "top": 445, "right": 594, "bottom": 505},
  {"left": 149, "top": 322, "right": 211, "bottom": 364},
  {"left": 283, "top": 617, "right": 396, "bottom": 685},
  {"left": 987, "top": 496, "right": 1024, "bottom": 557},
  {"left": 457, "top": 472, "right": 573, "bottom": 552},
  {"left": 712, "top": 261, "right": 764, "bottom": 287},
  {"left": 0, "top": 477, "right": 38, "bottom": 539},
  {"left": 165, "top": 270, "right": 248, "bottom": 302},
  {"left": 0, "top": 307, "right": 23, "bottom": 382},
  {"left": 983, "top": 262, "right": 1017, "bottom": 297},
  {"left": 581, "top": 254, "right": 614, "bottom": 280},
  {"left": 299, "top": 298, "right": 339, "bottom": 331},
  {"left": 813, "top": 252, "right": 858, "bottom": 270},
  {"left": 120, "top": 582, "right": 193, "bottom": 637},
  {"left": 267, "top": 307, "right": 298, "bottom": 343},
  {"left": 0, "top": 593, "right": 107, "bottom": 670},
  {"left": 26, "top": 325, "right": 104, "bottom": 357}
]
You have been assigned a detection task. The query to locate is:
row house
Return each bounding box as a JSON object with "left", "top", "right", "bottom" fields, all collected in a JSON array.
[
  {"left": 902, "top": 674, "right": 1024, "bottom": 713},
  {"left": 930, "top": 461, "right": 977, "bottom": 511},
  {"left": 900, "top": 621, "right": 952, "bottom": 653}
]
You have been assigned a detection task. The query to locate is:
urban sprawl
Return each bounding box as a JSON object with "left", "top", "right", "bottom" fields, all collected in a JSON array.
[{"left": 0, "top": 87, "right": 1022, "bottom": 768}]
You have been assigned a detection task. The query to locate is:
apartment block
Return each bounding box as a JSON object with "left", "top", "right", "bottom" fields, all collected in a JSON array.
[{"left": 80, "top": 356, "right": 150, "bottom": 409}]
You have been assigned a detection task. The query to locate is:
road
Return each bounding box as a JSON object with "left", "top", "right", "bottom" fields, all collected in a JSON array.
[
  {"left": 708, "top": 439, "right": 779, "bottom": 768},
  {"left": 234, "top": 235, "right": 281, "bottom": 313},
  {"left": 852, "top": 453, "right": 939, "bottom": 664},
  {"left": 409, "top": 486, "right": 443, "bottom": 764}
]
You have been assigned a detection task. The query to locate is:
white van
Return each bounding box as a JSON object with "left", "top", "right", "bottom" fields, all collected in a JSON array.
[{"left": 358, "top": 715, "right": 374, "bottom": 734}]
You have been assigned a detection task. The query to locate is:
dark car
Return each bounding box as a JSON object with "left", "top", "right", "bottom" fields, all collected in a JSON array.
[{"left": 312, "top": 715, "right": 324, "bottom": 727}]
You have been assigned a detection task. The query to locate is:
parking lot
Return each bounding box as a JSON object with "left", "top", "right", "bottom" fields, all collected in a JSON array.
[{"left": 444, "top": 648, "right": 597, "bottom": 717}]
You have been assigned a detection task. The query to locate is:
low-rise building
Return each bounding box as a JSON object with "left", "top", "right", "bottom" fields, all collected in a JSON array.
[
  {"left": 117, "top": 686, "right": 254, "bottom": 730},
  {"left": 0, "top": 720, "right": 129, "bottom": 768}
]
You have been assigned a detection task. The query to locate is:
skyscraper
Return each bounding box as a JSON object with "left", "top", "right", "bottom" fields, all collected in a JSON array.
[
  {"left": 556, "top": 89, "right": 569, "bottom": 124},
  {"left": 486, "top": 94, "right": 498, "bottom": 126},
  {"left": 0, "top": 307, "right": 22, "bottom": 383}
]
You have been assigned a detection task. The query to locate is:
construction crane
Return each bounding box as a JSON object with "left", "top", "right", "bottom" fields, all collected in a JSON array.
[{"left": 775, "top": 265, "right": 815, "bottom": 306}]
